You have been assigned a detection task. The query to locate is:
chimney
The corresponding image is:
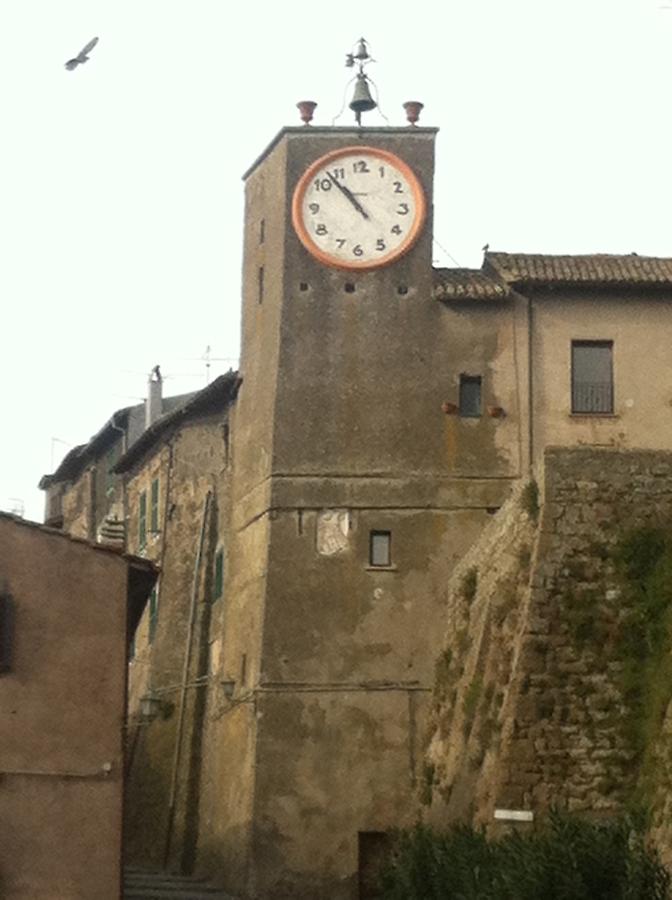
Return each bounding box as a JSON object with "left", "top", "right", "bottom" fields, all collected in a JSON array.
[{"left": 146, "top": 365, "right": 163, "bottom": 428}]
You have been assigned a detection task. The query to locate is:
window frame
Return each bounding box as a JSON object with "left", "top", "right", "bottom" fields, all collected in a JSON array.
[
  {"left": 571, "top": 340, "right": 614, "bottom": 415},
  {"left": 0, "top": 590, "right": 14, "bottom": 674},
  {"left": 459, "top": 374, "right": 482, "bottom": 418},
  {"left": 369, "top": 530, "right": 392, "bottom": 568}
]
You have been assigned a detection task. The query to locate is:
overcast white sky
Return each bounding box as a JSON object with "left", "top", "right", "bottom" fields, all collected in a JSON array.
[{"left": 1, "top": 0, "right": 671, "bottom": 521}]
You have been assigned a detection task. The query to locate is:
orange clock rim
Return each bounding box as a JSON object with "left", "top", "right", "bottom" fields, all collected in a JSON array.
[{"left": 291, "top": 145, "right": 427, "bottom": 271}]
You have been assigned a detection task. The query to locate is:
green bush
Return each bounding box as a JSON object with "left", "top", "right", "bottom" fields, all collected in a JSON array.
[
  {"left": 520, "top": 479, "right": 540, "bottom": 521},
  {"left": 461, "top": 567, "right": 478, "bottom": 603},
  {"left": 380, "top": 811, "right": 670, "bottom": 899}
]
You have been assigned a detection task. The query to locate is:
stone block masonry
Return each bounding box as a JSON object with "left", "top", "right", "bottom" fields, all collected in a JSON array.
[{"left": 424, "top": 447, "right": 672, "bottom": 864}]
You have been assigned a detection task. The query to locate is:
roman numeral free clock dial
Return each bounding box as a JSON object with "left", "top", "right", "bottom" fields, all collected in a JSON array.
[{"left": 291, "top": 146, "right": 427, "bottom": 271}]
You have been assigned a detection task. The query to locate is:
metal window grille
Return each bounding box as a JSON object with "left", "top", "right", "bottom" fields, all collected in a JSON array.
[{"left": 571, "top": 341, "right": 614, "bottom": 414}]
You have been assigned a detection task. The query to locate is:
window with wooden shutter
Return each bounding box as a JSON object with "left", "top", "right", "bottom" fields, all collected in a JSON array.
[
  {"left": 150, "top": 478, "right": 160, "bottom": 533},
  {"left": 138, "top": 491, "right": 147, "bottom": 549}
]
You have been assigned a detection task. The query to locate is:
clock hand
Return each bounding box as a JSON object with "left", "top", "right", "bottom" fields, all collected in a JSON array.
[{"left": 327, "top": 172, "right": 370, "bottom": 220}]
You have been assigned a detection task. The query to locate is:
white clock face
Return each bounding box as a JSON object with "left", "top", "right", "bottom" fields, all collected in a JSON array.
[{"left": 291, "top": 146, "right": 426, "bottom": 271}]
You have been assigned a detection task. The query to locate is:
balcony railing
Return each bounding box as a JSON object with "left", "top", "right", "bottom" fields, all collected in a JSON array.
[{"left": 571, "top": 381, "right": 614, "bottom": 414}]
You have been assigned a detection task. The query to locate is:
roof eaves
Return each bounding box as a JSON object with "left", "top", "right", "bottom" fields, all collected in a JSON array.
[
  {"left": 432, "top": 267, "right": 511, "bottom": 303},
  {"left": 485, "top": 251, "right": 672, "bottom": 289},
  {"left": 38, "top": 405, "right": 136, "bottom": 490}
]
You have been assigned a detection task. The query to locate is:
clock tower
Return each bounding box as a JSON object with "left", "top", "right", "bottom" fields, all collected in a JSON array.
[{"left": 207, "top": 61, "right": 476, "bottom": 899}]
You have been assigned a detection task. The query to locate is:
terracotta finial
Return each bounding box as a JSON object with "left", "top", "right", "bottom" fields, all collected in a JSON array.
[
  {"left": 297, "top": 100, "right": 317, "bottom": 125},
  {"left": 403, "top": 101, "right": 424, "bottom": 126}
]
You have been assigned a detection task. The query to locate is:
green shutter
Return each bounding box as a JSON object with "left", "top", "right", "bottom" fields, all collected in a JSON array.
[
  {"left": 106, "top": 444, "right": 121, "bottom": 492},
  {"left": 150, "top": 478, "right": 159, "bottom": 533},
  {"left": 139, "top": 491, "right": 147, "bottom": 549},
  {"left": 149, "top": 588, "right": 158, "bottom": 643}
]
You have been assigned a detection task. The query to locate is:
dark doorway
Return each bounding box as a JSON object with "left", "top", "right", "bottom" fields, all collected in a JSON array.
[{"left": 358, "top": 831, "right": 391, "bottom": 899}]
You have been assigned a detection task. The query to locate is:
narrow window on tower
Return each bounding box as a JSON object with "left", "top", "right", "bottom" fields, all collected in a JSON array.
[
  {"left": 258, "top": 266, "right": 265, "bottom": 304},
  {"left": 259, "top": 218, "right": 265, "bottom": 244},
  {"left": 222, "top": 422, "right": 230, "bottom": 468},
  {"left": 138, "top": 490, "right": 147, "bottom": 549},
  {"left": 0, "top": 589, "right": 14, "bottom": 674},
  {"left": 370, "top": 531, "right": 392, "bottom": 567},
  {"left": 459, "top": 375, "right": 482, "bottom": 417}
]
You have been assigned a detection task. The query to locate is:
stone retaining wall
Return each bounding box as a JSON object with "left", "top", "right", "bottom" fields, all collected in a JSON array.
[{"left": 424, "top": 448, "right": 672, "bottom": 860}]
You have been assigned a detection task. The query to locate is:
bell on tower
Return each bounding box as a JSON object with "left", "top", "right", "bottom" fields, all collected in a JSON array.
[{"left": 345, "top": 37, "right": 377, "bottom": 125}]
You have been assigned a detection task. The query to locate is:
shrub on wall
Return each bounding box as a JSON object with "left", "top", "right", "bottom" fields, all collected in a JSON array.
[
  {"left": 612, "top": 527, "right": 672, "bottom": 809},
  {"left": 380, "top": 812, "right": 670, "bottom": 899},
  {"left": 520, "top": 479, "right": 539, "bottom": 521}
]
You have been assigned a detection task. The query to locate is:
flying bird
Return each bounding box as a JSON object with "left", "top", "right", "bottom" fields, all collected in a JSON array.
[{"left": 65, "top": 37, "right": 99, "bottom": 71}]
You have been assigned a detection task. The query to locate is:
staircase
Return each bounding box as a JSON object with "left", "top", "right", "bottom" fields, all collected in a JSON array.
[{"left": 123, "top": 867, "right": 237, "bottom": 899}]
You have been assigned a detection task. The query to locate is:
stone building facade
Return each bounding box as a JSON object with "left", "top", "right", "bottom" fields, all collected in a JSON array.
[
  {"left": 39, "top": 373, "right": 194, "bottom": 541},
  {"left": 38, "top": 121, "right": 672, "bottom": 898},
  {"left": 118, "top": 373, "right": 240, "bottom": 872}
]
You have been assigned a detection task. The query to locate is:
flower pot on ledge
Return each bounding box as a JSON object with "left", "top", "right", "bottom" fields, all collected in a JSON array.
[{"left": 441, "top": 401, "right": 459, "bottom": 415}]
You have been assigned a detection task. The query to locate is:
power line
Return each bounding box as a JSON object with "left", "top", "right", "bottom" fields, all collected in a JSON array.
[{"left": 432, "top": 237, "right": 463, "bottom": 268}]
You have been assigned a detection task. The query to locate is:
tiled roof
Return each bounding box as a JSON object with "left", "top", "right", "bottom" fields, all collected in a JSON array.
[
  {"left": 38, "top": 444, "right": 88, "bottom": 489},
  {"left": 485, "top": 252, "right": 672, "bottom": 287},
  {"left": 113, "top": 371, "right": 241, "bottom": 474},
  {"left": 433, "top": 268, "right": 511, "bottom": 302}
]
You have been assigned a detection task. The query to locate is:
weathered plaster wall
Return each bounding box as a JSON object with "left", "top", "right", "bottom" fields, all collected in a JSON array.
[
  {"left": 530, "top": 292, "right": 672, "bottom": 459},
  {"left": 196, "top": 438, "right": 264, "bottom": 890},
  {"left": 425, "top": 447, "right": 672, "bottom": 854},
  {"left": 0, "top": 518, "right": 130, "bottom": 900},
  {"left": 58, "top": 435, "right": 127, "bottom": 542}
]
